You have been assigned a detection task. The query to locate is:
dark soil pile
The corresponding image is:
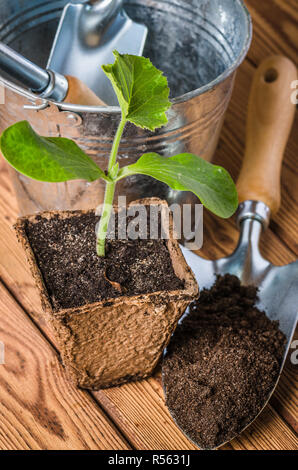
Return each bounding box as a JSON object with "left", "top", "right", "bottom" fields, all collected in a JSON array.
[
  {"left": 163, "top": 274, "right": 286, "bottom": 449},
  {"left": 24, "top": 211, "right": 184, "bottom": 311}
]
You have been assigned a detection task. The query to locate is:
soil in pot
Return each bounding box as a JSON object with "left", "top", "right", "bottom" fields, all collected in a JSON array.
[
  {"left": 15, "top": 199, "right": 198, "bottom": 389},
  {"left": 24, "top": 209, "right": 184, "bottom": 311},
  {"left": 163, "top": 274, "right": 286, "bottom": 449}
]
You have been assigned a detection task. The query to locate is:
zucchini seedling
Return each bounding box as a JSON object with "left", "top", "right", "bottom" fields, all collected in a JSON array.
[{"left": 0, "top": 51, "right": 238, "bottom": 256}]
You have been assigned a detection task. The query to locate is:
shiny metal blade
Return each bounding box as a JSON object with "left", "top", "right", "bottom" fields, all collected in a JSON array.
[
  {"left": 48, "top": 2, "right": 148, "bottom": 105},
  {"left": 176, "top": 213, "right": 298, "bottom": 449},
  {"left": 180, "top": 217, "right": 298, "bottom": 343}
]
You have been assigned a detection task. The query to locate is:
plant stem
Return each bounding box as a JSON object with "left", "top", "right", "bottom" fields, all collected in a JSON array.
[
  {"left": 97, "top": 117, "right": 126, "bottom": 256},
  {"left": 96, "top": 181, "right": 116, "bottom": 256},
  {"left": 108, "top": 117, "right": 126, "bottom": 173}
]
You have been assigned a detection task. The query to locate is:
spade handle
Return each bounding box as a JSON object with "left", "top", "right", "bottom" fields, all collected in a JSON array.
[
  {"left": 64, "top": 75, "right": 106, "bottom": 106},
  {"left": 237, "top": 56, "right": 297, "bottom": 214}
]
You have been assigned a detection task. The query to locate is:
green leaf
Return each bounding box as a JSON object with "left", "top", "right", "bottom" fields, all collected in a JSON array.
[
  {"left": 102, "top": 51, "right": 171, "bottom": 131},
  {"left": 117, "top": 153, "right": 238, "bottom": 218},
  {"left": 0, "top": 121, "right": 107, "bottom": 183}
]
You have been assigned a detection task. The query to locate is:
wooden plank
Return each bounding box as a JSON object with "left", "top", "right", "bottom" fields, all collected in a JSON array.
[
  {"left": 0, "top": 101, "right": 297, "bottom": 449},
  {"left": 242, "top": 0, "right": 298, "bottom": 255},
  {"left": 0, "top": 281, "right": 130, "bottom": 450},
  {"left": 0, "top": 178, "right": 296, "bottom": 450},
  {"left": 200, "top": 222, "right": 298, "bottom": 435},
  {"left": 270, "top": 329, "right": 298, "bottom": 434},
  {"left": 270, "top": 358, "right": 298, "bottom": 435},
  {"left": 0, "top": 123, "right": 297, "bottom": 450},
  {"left": 150, "top": 370, "right": 297, "bottom": 451},
  {"left": 245, "top": 0, "right": 298, "bottom": 66},
  {"left": 230, "top": 405, "right": 297, "bottom": 451},
  {"left": 0, "top": 1, "right": 297, "bottom": 449},
  {"left": 150, "top": 380, "right": 297, "bottom": 451}
]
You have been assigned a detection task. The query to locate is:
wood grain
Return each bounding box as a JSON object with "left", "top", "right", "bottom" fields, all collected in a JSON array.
[
  {"left": 65, "top": 75, "right": 106, "bottom": 107},
  {"left": 95, "top": 378, "right": 198, "bottom": 450},
  {"left": 230, "top": 405, "right": 297, "bottom": 451},
  {"left": 271, "top": 347, "right": 298, "bottom": 435},
  {"left": 236, "top": 56, "right": 297, "bottom": 213},
  {"left": 244, "top": 0, "right": 298, "bottom": 254},
  {"left": 213, "top": 59, "right": 298, "bottom": 255},
  {"left": 0, "top": 179, "right": 199, "bottom": 450},
  {"left": 246, "top": 0, "right": 298, "bottom": 66},
  {"left": 0, "top": 281, "right": 130, "bottom": 450},
  {"left": 0, "top": 175, "right": 296, "bottom": 450}
]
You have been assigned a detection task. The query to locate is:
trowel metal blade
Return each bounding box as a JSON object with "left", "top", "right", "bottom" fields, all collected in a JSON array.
[
  {"left": 48, "top": 3, "right": 148, "bottom": 105},
  {"left": 180, "top": 244, "right": 298, "bottom": 343},
  {"left": 176, "top": 244, "right": 298, "bottom": 449}
]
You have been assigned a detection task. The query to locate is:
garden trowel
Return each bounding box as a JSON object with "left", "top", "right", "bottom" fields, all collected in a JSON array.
[
  {"left": 165, "top": 56, "right": 298, "bottom": 449},
  {"left": 0, "top": 42, "right": 106, "bottom": 106},
  {"left": 47, "top": 0, "right": 148, "bottom": 105}
]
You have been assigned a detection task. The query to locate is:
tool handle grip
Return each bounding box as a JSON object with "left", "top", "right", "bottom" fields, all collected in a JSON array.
[
  {"left": 88, "top": 0, "right": 108, "bottom": 4},
  {"left": 236, "top": 56, "right": 297, "bottom": 214},
  {"left": 0, "top": 42, "right": 49, "bottom": 92},
  {"left": 87, "top": 0, "right": 122, "bottom": 14},
  {"left": 88, "top": 0, "right": 112, "bottom": 4},
  {"left": 65, "top": 75, "right": 106, "bottom": 106},
  {"left": 0, "top": 42, "right": 106, "bottom": 106}
]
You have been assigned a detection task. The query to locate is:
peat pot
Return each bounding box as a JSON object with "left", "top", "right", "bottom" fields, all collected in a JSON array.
[
  {"left": 0, "top": 0, "right": 252, "bottom": 215},
  {"left": 14, "top": 198, "right": 199, "bottom": 389}
]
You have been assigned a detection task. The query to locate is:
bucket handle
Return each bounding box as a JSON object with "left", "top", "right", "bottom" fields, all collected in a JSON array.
[{"left": 0, "top": 76, "right": 50, "bottom": 110}]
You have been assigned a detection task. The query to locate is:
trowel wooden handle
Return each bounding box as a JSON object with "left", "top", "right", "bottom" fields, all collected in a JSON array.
[
  {"left": 64, "top": 75, "right": 106, "bottom": 106},
  {"left": 237, "top": 56, "right": 297, "bottom": 214}
]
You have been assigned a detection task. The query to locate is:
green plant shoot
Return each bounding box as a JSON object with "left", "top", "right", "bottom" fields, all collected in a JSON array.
[{"left": 0, "top": 51, "right": 238, "bottom": 257}]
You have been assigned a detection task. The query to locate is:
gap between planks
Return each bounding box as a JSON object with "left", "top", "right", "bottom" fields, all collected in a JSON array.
[
  {"left": 0, "top": 279, "right": 131, "bottom": 450},
  {"left": 246, "top": 0, "right": 298, "bottom": 66},
  {"left": 0, "top": 185, "right": 296, "bottom": 450}
]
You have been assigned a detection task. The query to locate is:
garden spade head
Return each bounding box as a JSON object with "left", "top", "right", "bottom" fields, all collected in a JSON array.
[
  {"left": 164, "top": 56, "right": 298, "bottom": 449},
  {"left": 47, "top": 0, "right": 148, "bottom": 105}
]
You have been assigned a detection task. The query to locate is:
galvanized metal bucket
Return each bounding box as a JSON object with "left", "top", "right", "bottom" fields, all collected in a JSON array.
[{"left": 0, "top": 0, "right": 252, "bottom": 215}]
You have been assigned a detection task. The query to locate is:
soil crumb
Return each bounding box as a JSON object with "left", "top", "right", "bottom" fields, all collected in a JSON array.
[
  {"left": 25, "top": 211, "right": 184, "bottom": 310},
  {"left": 163, "top": 274, "right": 286, "bottom": 449}
]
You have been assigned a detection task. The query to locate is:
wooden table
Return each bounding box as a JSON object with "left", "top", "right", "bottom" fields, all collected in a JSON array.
[{"left": 0, "top": 0, "right": 297, "bottom": 451}]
